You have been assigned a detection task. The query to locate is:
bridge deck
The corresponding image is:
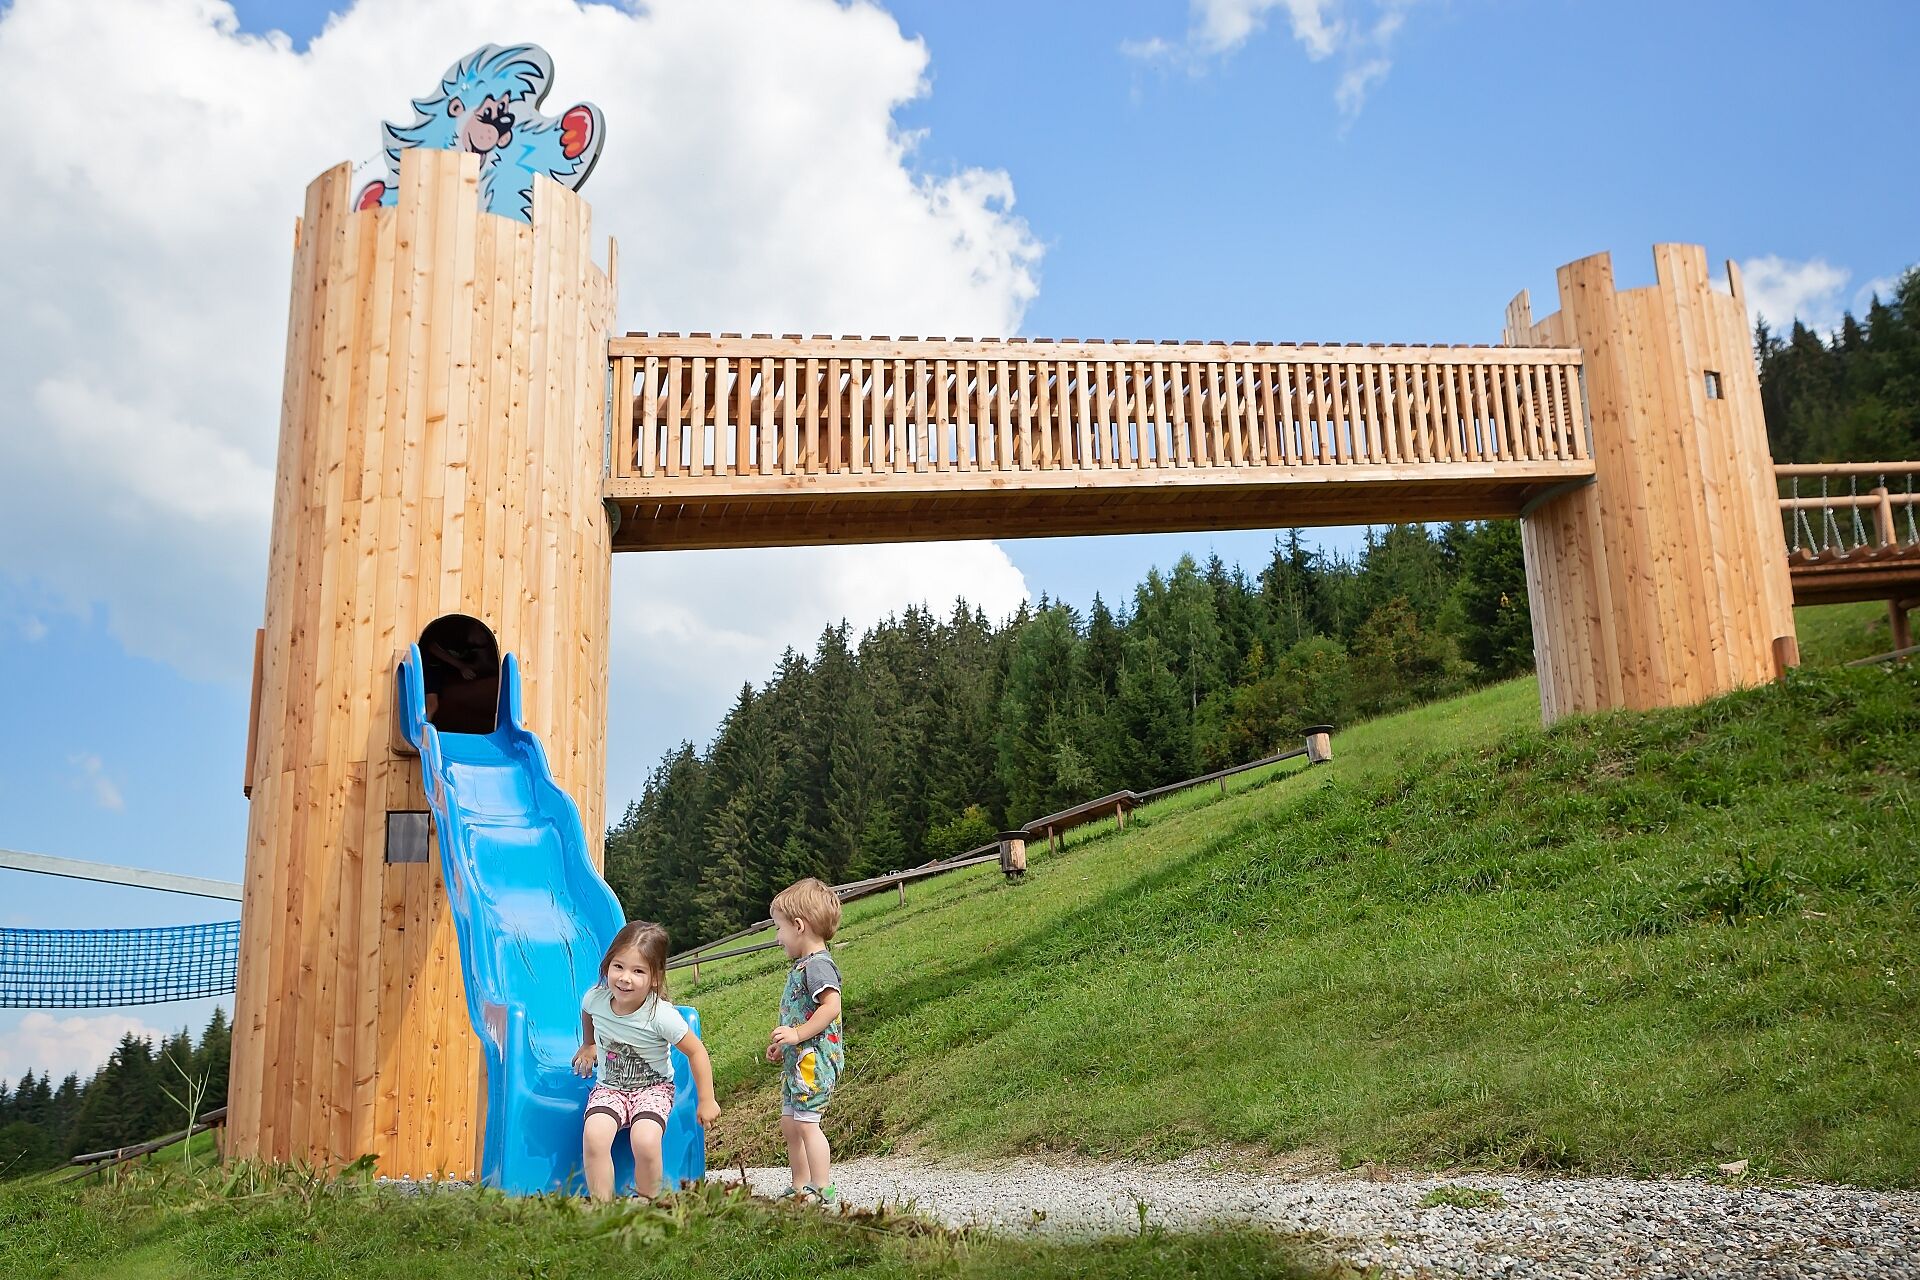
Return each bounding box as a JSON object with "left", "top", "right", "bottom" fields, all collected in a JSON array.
[{"left": 604, "top": 336, "right": 1595, "bottom": 550}]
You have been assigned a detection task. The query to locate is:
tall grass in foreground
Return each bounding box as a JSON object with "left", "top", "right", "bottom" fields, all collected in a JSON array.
[
  {"left": 689, "top": 663, "right": 1919, "bottom": 1186},
  {"left": 0, "top": 1162, "right": 1343, "bottom": 1280}
]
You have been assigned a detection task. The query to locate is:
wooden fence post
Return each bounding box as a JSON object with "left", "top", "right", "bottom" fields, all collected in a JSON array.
[
  {"left": 1305, "top": 726, "right": 1334, "bottom": 765},
  {"left": 997, "top": 832, "right": 1028, "bottom": 879},
  {"left": 1772, "top": 635, "right": 1801, "bottom": 681}
]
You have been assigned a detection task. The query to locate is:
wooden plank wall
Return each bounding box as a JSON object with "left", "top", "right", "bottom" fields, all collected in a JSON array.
[
  {"left": 229, "top": 148, "right": 615, "bottom": 1178},
  {"left": 606, "top": 336, "right": 1588, "bottom": 486},
  {"left": 1510, "top": 246, "right": 1795, "bottom": 721}
]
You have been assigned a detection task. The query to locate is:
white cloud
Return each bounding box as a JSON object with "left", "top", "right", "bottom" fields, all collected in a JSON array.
[
  {"left": 68, "top": 753, "right": 126, "bottom": 812},
  {"left": 1335, "top": 57, "right": 1390, "bottom": 116},
  {"left": 1127, "top": 0, "right": 1415, "bottom": 118},
  {"left": 608, "top": 541, "right": 1027, "bottom": 773},
  {"left": 19, "top": 617, "right": 48, "bottom": 642},
  {"left": 1193, "top": 0, "right": 1341, "bottom": 57},
  {"left": 1854, "top": 274, "right": 1900, "bottom": 314},
  {"left": 0, "top": 0, "right": 1041, "bottom": 757},
  {"left": 1739, "top": 255, "right": 1851, "bottom": 336},
  {"left": 0, "top": 1010, "right": 169, "bottom": 1084}
]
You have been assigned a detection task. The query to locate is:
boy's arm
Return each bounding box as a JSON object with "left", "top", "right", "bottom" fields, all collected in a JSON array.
[
  {"left": 675, "top": 1030, "right": 722, "bottom": 1125},
  {"left": 770, "top": 987, "right": 841, "bottom": 1045}
]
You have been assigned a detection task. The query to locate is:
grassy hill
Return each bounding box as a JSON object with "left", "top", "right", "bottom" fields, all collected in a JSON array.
[
  {"left": 7, "top": 602, "right": 1914, "bottom": 1279},
  {"left": 687, "top": 609, "right": 1919, "bottom": 1187}
]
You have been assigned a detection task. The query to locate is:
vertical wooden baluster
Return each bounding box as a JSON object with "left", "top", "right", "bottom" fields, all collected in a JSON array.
[
  {"left": 1397, "top": 364, "right": 1428, "bottom": 466},
  {"left": 799, "top": 354, "right": 816, "bottom": 473},
  {"left": 734, "top": 350, "right": 752, "bottom": 476},
  {"left": 1528, "top": 362, "right": 1555, "bottom": 459},
  {"left": 847, "top": 357, "right": 865, "bottom": 472},
  {"left": 1470, "top": 363, "right": 1493, "bottom": 460},
  {"left": 1223, "top": 357, "right": 1246, "bottom": 465},
  {"left": 711, "top": 354, "right": 731, "bottom": 474},
  {"left": 1033, "top": 355, "right": 1053, "bottom": 469},
  {"left": 1257, "top": 359, "right": 1279, "bottom": 465},
  {"left": 687, "top": 355, "right": 707, "bottom": 476},
  {"left": 1442, "top": 361, "right": 1468, "bottom": 462},
  {"left": 883, "top": 356, "right": 900, "bottom": 472},
  {"left": 640, "top": 355, "right": 659, "bottom": 476},
  {"left": 1019, "top": 358, "right": 1036, "bottom": 469},
  {"left": 1144, "top": 358, "right": 1159, "bottom": 468},
  {"left": 1562, "top": 363, "right": 1588, "bottom": 460},
  {"left": 974, "top": 351, "right": 990, "bottom": 469},
  {"left": 1312, "top": 362, "right": 1336, "bottom": 464},
  {"left": 933, "top": 356, "right": 951, "bottom": 471},
  {"left": 663, "top": 356, "right": 683, "bottom": 476},
  {"left": 1421, "top": 361, "right": 1447, "bottom": 461},
  {"left": 773, "top": 356, "right": 791, "bottom": 474},
  {"left": 1489, "top": 364, "right": 1520, "bottom": 460},
  {"left": 1408, "top": 358, "right": 1432, "bottom": 462},
  {"left": 1169, "top": 360, "right": 1190, "bottom": 466},
  {"left": 1274, "top": 361, "right": 1296, "bottom": 464},
  {"left": 1184, "top": 357, "right": 1207, "bottom": 466},
  {"left": 1002, "top": 355, "right": 1018, "bottom": 469},
  {"left": 823, "top": 356, "right": 840, "bottom": 473},
  {"left": 1366, "top": 361, "right": 1393, "bottom": 464}
]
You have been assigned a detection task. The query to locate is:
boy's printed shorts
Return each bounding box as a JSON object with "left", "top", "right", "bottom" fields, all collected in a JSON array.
[
  {"left": 782, "top": 1042, "right": 838, "bottom": 1116},
  {"left": 586, "top": 1080, "right": 675, "bottom": 1131}
]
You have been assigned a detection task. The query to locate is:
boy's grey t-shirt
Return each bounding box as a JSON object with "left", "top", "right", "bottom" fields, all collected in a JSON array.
[
  {"left": 800, "top": 952, "right": 841, "bottom": 1005},
  {"left": 581, "top": 987, "right": 688, "bottom": 1089}
]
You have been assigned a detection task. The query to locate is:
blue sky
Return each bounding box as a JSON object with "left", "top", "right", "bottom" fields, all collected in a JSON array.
[{"left": 2, "top": 0, "right": 1915, "bottom": 1079}]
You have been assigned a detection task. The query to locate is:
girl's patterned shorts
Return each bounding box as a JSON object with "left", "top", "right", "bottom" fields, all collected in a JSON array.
[{"left": 586, "top": 1080, "right": 675, "bottom": 1131}]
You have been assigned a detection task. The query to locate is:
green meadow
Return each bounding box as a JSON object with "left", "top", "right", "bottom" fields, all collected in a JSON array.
[{"left": 7, "top": 600, "right": 1914, "bottom": 1278}]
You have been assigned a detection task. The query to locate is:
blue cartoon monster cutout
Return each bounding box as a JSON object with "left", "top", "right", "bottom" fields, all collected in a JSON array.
[{"left": 354, "top": 43, "right": 604, "bottom": 223}]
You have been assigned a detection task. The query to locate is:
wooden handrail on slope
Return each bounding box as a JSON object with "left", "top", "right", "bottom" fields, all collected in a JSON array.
[{"left": 665, "top": 730, "right": 1333, "bottom": 974}]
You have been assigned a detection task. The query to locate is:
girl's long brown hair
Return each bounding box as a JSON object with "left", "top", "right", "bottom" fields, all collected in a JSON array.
[{"left": 598, "top": 921, "right": 670, "bottom": 1003}]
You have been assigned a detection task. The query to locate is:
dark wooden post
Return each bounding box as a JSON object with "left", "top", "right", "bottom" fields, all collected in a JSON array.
[{"left": 1772, "top": 635, "right": 1801, "bottom": 681}]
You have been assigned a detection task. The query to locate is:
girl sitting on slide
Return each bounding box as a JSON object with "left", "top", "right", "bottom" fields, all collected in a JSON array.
[{"left": 573, "top": 921, "right": 720, "bottom": 1201}]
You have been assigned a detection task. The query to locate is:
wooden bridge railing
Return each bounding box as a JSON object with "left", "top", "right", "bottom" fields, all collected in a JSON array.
[
  {"left": 1776, "top": 462, "right": 1920, "bottom": 558},
  {"left": 607, "top": 336, "right": 1589, "bottom": 482},
  {"left": 1774, "top": 462, "right": 1920, "bottom": 653}
]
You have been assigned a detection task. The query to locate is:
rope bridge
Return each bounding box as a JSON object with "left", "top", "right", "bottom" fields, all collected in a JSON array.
[
  {"left": 0, "top": 921, "right": 240, "bottom": 1008},
  {"left": 1781, "top": 466, "right": 1920, "bottom": 559}
]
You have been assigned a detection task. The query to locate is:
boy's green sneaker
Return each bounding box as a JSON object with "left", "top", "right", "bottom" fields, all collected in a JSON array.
[
  {"left": 809, "top": 1183, "right": 840, "bottom": 1207},
  {"left": 775, "top": 1184, "right": 808, "bottom": 1202}
]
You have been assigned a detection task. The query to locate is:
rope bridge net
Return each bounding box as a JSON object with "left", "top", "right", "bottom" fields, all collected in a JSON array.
[{"left": 1, "top": 920, "right": 240, "bottom": 1008}]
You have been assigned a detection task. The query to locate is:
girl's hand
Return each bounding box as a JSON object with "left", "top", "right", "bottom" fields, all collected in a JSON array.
[
  {"left": 571, "top": 1044, "right": 596, "bottom": 1077},
  {"left": 764, "top": 1041, "right": 781, "bottom": 1063},
  {"left": 770, "top": 1025, "right": 800, "bottom": 1049},
  {"left": 696, "top": 1097, "right": 722, "bottom": 1127}
]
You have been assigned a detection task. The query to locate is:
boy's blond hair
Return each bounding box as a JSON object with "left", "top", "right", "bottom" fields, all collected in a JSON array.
[{"left": 771, "top": 877, "right": 841, "bottom": 941}]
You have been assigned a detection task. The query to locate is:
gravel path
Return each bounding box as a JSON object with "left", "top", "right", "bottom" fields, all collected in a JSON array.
[{"left": 716, "top": 1154, "right": 1920, "bottom": 1278}]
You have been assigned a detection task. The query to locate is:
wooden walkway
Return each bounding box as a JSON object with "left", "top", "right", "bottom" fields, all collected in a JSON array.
[{"left": 603, "top": 335, "right": 1595, "bottom": 550}]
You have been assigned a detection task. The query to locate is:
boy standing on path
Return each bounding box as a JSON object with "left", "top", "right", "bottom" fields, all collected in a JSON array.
[{"left": 766, "top": 877, "right": 844, "bottom": 1205}]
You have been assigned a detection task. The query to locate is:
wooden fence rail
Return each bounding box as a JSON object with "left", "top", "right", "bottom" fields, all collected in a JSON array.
[{"left": 666, "top": 730, "right": 1331, "bottom": 975}]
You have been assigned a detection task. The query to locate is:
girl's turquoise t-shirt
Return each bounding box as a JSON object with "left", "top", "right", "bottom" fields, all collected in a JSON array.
[{"left": 581, "top": 987, "right": 688, "bottom": 1089}]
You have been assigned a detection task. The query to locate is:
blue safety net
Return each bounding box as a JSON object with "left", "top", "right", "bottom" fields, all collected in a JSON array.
[{"left": 0, "top": 920, "right": 240, "bottom": 1008}]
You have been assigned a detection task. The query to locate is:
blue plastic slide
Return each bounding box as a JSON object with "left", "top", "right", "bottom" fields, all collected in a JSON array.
[{"left": 396, "top": 646, "right": 705, "bottom": 1194}]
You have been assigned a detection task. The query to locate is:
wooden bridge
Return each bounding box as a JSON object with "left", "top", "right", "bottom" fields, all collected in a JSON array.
[
  {"left": 603, "top": 336, "right": 1595, "bottom": 550},
  {"left": 233, "top": 148, "right": 1898, "bottom": 1184},
  {"left": 1776, "top": 462, "right": 1920, "bottom": 652}
]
